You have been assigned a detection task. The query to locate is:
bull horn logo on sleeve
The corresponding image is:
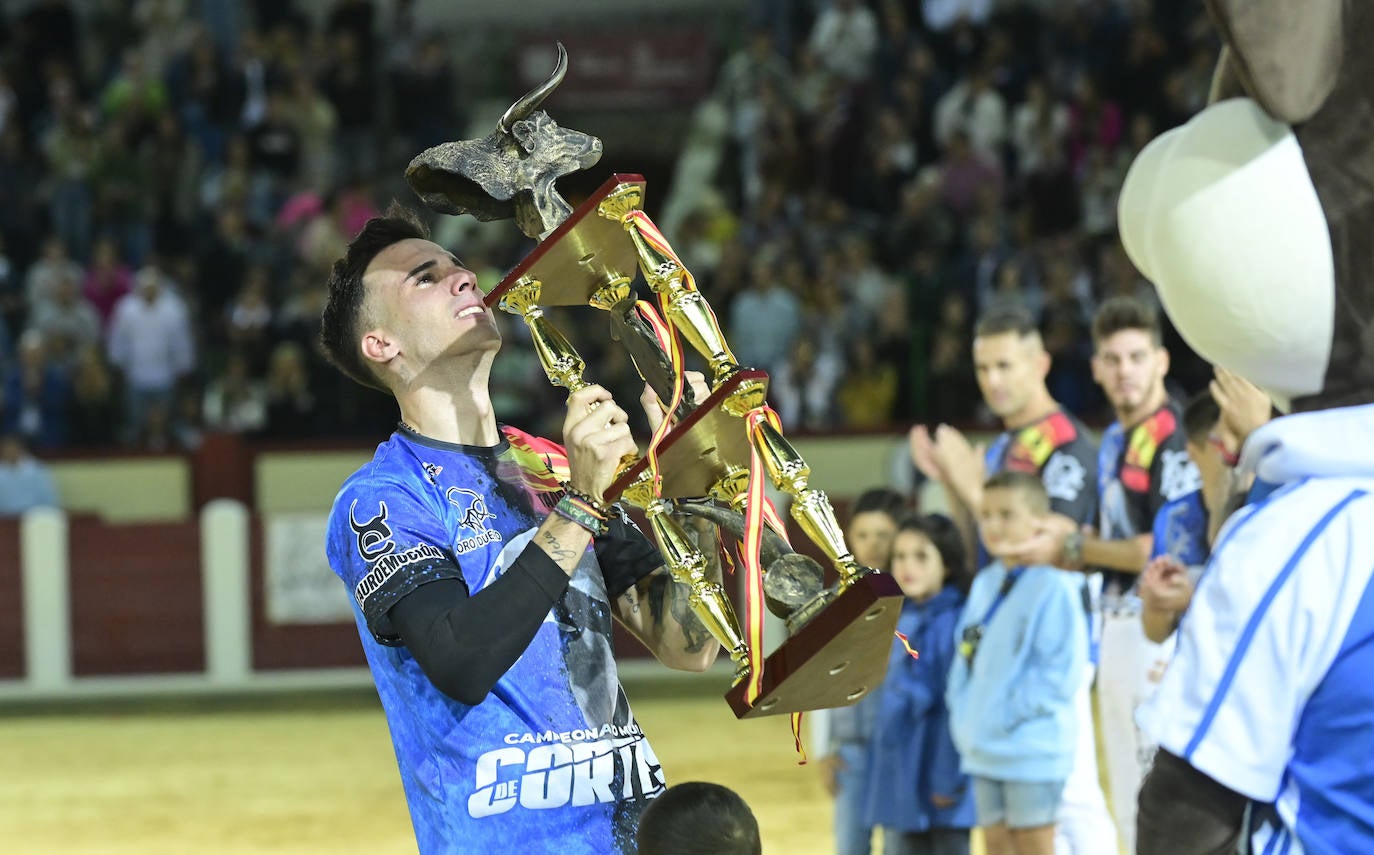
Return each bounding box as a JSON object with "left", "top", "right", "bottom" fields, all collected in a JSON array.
[{"left": 349, "top": 499, "right": 395, "bottom": 560}]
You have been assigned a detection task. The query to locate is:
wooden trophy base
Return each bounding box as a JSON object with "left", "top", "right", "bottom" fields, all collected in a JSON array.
[{"left": 725, "top": 571, "right": 905, "bottom": 719}]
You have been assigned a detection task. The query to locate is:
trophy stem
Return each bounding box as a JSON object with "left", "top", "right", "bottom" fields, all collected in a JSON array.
[
  {"left": 623, "top": 477, "right": 751, "bottom": 684},
  {"left": 498, "top": 276, "right": 590, "bottom": 393},
  {"left": 749, "top": 420, "right": 866, "bottom": 586},
  {"left": 597, "top": 188, "right": 767, "bottom": 415},
  {"left": 499, "top": 275, "right": 636, "bottom": 475}
]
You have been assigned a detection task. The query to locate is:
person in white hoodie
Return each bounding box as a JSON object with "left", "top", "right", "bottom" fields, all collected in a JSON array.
[{"left": 1133, "top": 404, "right": 1374, "bottom": 854}]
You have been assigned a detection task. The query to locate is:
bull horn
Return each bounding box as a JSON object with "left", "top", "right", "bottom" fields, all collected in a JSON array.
[
  {"left": 671, "top": 500, "right": 791, "bottom": 566},
  {"left": 498, "top": 41, "right": 568, "bottom": 134}
]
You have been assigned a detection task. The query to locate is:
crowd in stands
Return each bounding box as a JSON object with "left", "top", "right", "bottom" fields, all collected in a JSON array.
[{"left": 0, "top": 0, "right": 1215, "bottom": 456}]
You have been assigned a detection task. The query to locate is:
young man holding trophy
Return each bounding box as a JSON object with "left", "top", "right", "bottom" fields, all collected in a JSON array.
[
  {"left": 319, "top": 203, "right": 720, "bottom": 855},
  {"left": 315, "top": 43, "right": 905, "bottom": 853}
]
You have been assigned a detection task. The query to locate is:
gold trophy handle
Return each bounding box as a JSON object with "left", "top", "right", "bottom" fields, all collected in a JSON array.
[
  {"left": 499, "top": 275, "right": 635, "bottom": 468},
  {"left": 598, "top": 189, "right": 767, "bottom": 414},
  {"left": 749, "top": 419, "right": 865, "bottom": 586},
  {"left": 623, "top": 477, "right": 751, "bottom": 684},
  {"left": 498, "top": 276, "right": 590, "bottom": 393}
]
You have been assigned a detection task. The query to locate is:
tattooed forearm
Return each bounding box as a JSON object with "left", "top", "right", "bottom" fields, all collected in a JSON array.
[
  {"left": 540, "top": 530, "right": 579, "bottom": 565},
  {"left": 675, "top": 587, "right": 712, "bottom": 653},
  {"left": 647, "top": 569, "right": 712, "bottom": 654}
]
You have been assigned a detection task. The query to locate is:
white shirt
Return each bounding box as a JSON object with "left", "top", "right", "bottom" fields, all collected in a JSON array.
[
  {"left": 807, "top": 5, "right": 879, "bottom": 82},
  {"left": 107, "top": 290, "right": 195, "bottom": 391},
  {"left": 1138, "top": 404, "right": 1374, "bottom": 853}
]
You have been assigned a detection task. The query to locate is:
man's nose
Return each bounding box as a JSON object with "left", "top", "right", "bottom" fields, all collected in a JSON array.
[{"left": 450, "top": 271, "right": 477, "bottom": 294}]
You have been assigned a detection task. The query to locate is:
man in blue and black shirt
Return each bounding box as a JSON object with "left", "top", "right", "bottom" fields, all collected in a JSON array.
[{"left": 318, "top": 203, "right": 720, "bottom": 854}]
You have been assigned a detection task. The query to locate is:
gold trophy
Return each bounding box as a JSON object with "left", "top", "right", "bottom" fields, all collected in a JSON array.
[{"left": 405, "top": 44, "right": 904, "bottom": 718}]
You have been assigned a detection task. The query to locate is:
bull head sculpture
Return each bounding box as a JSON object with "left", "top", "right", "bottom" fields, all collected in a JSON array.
[{"left": 404, "top": 42, "right": 603, "bottom": 240}]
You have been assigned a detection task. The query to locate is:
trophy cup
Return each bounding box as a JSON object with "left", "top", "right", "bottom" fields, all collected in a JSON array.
[{"left": 405, "top": 44, "right": 904, "bottom": 719}]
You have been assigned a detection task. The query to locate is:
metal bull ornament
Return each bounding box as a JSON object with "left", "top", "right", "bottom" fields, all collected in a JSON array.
[
  {"left": 405, "top": 43, "right": 601, "bottom": 241},
  {"left": 403, "top": 43, "right": 905, "bottom": 719}
]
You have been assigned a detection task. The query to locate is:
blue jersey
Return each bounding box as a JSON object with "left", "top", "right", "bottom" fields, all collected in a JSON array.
[
  {"left": 1096, "top": 403, "right": 1200, "bottom": 599},
  {"left": 326, "top": 425, "right": 664, "bottom": 855},
  {"left": 1138, "top": 405, "right": 1374, "bottom": 853},
  {"left": 979, "top": 408, "right": 1098, "bottom": 571},
  {"left": 1148, "top": 489, "right": 1209, "bottom": 570}
]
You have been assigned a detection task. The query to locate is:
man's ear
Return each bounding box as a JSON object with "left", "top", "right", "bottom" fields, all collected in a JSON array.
[
  {"left": 361, "top": 328, "right": 399, "bottom": 367},
  {"left": 1157, "top": 345, "right": 1171, "bottom": 378}
]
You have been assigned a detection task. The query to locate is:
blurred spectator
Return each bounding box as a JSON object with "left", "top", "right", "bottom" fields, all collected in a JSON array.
[
  {"left": 260, "top": 341, "right": 318, "bottom": 439},
  {"left": 1, "top": 330, "right": 71, "bottom": 449},
  {"left": 290, "top": 73, "right": 339, "bottom": 192},
  {"left": 938, "top": 130, "right": 1003, "bottom": 217},
  {"left": 0, "top": 433, "right": 60, "bottom": 517},
  {"left": 26, "top": 236, "right": 86, "bottom": 323},
  {"left": 67, "top": 343, "right": 118, "bottom": 446},
  {"left": 388, "top": 34, "right": 455, "bottom": 154},
  {"left": 934, "top": 64, "right": 1007, "bottom": 160},
  {"left": 247, "top": 87, "right": 301, "bottom": 183},
  {"left": 31, "top": 270, "right": 101, "bottom": 357},
  {"left": 106, "top": 267, "right": 195, "bottom": 445},
  {"left": 921, "top": 0, "right": 993, "bottom": 34},
  {"left": 727, "top": 254, "right": 801, "bottom": 375},
  {"left": 1011, "top": 77, "right": 1068, "bottom": 175},
  {"left": 807, "top": 0, "right": 879, "bottom": 84},
  {"left": 837, "top": 337, "right": 898, "bottom": 429},
  {"left": 925, "top": 292, "right": 979, "bottom": 423},
  {"left": 771, "top": 335, "right": 842, "bottom": 432},
  {"left": 202, "top": 350, "right": 266, "bottom": 433},
  {"left": 225, "top": 265, "right": 274, "bottom": 369},
  {"left": 322, "top": 31, "right": 376, "bottom": 180},
  {"left": 100, "top": 48, "right": 169, "bottom": 135},
  {"left": 91, "top": 118, "right": 154, "bottom": 266},
  {"left": 82, "top": 236, "right": 134, "bottom": 331}
]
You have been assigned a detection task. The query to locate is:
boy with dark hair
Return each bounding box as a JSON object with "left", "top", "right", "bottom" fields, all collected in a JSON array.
[
  {"left": 948, "top": 470, "right": 1087, "bottom": 855},
  {"left": 636, "top": 781, "right": 762, "bottom": 855}
]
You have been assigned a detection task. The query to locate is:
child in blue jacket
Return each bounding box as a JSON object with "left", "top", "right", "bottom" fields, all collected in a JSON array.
[
  {"left": 947, "top": 471, "right": 1087, "bottom": 855},
  {"left": 864, "top": 513, "right": 976, "bottom": 855}
]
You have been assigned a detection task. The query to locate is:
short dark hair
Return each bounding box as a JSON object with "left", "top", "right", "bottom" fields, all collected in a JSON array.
[
  {"left": 1183, "top": 389, "right": 1222, "bottom": 446},
  {"left": 895, "top": 512, "right": 973, "bottom": 594},
  {"left": 983, "top": 470, "right": 1050, "bottom": 514},
  {"left": 974, "top": 304, "right": 1039, "bottom": 340},
  {"left": 1092, "top": 296, "right": 1162, "bottom": 347},
  {"left": 637, "top": 782, "right": 761, "bottom": 855},
  {"left": 850, "top": 487, "right": 909, "bottom": 521},
  {"left": 319, "top": 201, "right": 430, "bottom": 391}
]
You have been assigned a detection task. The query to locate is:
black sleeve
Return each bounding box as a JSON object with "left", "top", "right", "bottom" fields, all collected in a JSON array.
[
  {"left": 1043, "top": 436, "right": 1098, "bottom": 526},
  {"left": 1136, "top": 749, "right": 1247, "bottom": 855},
  {"left": 593, "top": 506, "right": 664, "bottom": 599},
  {"left": 386, "top": 542, "right": 571, "bottom": 706}
]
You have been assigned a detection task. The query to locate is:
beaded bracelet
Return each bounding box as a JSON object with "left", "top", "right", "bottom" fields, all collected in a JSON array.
[
  {"left": 559, "top": 484, "right": 611, "bottom": 519},
  {"left": 552, "top": 494, "right": 607, "bottom": 537}
]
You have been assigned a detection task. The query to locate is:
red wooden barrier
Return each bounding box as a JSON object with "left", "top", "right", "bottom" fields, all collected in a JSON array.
[
  {"left": 0, "top": 519, "right": 24, "bottom": 679},
  {"left": 67, "top": 515, "right": 204, "bottom": 675}
]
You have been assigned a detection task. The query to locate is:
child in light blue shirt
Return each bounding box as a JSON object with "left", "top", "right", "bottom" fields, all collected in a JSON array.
[{"left": 947, "top": 471, "right": 1087, "bottom": 855}]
